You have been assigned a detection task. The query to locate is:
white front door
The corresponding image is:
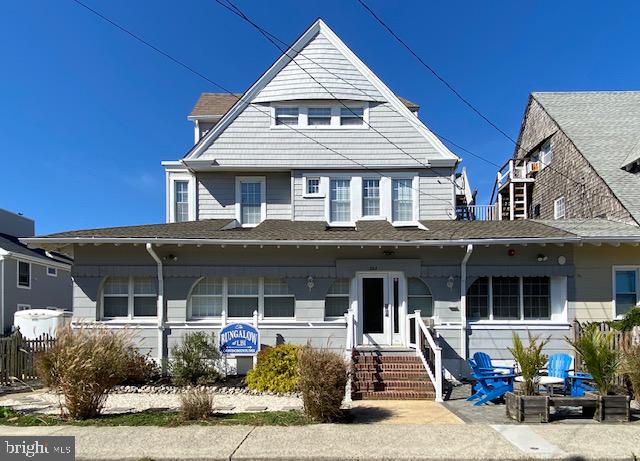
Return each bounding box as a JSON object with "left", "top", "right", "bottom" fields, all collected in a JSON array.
[{"left": 357, "top": 272, "right": 405, "bottom": 345}]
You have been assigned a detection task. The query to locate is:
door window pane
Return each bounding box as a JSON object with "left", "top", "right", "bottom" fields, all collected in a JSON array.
[
  {"left": 392, "top": 179, "right": 413, "bottom": 222},
  {"left": 492, "top": 277, "right": 520, "bottom": 319},
  {"left": 362, "top": 179, "right": 380, "bottom": 216},
  {"left": 616, "top": 270, "right": 637, "bottom": 316},
  {"left": 241, "top": 182, "right": 262, "bottom": 224},
  {"left": 523, "top": 277, "right": 550, "bottom": 319},
  {"left": 174, "top": 181, "right": 189, "bottom": 222},
  {"left": 330, "top": 179, "right": 351, "bottom": 222}
]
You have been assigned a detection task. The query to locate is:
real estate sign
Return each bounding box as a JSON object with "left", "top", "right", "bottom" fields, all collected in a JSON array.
[{"left": 219, "top": 322, "right": 260, "bottom": 356}]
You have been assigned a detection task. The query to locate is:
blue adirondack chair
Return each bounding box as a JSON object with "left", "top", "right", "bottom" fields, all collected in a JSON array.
[
  {"left": 467, "top": 360, "right": 515, "bottom": 406},
  {"left": 545, "top": 353, "right": 594, "bottom": 396},
  {"left": 467, "top": 357, "right": 515, "bottom": 405},
  {"left": 473, "top": 352, "right": 515, "bottom": 375}
]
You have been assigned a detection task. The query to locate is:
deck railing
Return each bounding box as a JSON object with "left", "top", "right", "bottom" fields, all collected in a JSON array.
[
  {"left": 406, "top": 310, "right": 443, "bottom": 402},
  {"left": 456, "top": 204, "right": 499, "bottom": 221}
]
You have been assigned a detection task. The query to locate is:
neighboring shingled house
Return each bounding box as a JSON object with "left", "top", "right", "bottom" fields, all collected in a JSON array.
[
  {"left": 0, "top": 209, "right": 72, "bottom": 334},
  {"left": 492, "top": 91, "right": 640, "bottom": 224}
]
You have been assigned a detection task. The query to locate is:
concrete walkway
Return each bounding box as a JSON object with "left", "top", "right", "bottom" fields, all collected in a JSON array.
[{"left": 1, "top": 423, "right": 638, "bottom": 460}]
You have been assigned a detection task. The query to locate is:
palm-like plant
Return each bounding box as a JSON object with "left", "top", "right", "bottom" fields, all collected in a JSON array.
[
  {"left": 508, "top": 331, "right": 549, "bottom": 396},
  {"left": 568, "top": 325, "right": 619, "bottom": 395}
]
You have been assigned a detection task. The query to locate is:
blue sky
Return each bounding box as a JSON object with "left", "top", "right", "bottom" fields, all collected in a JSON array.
[{"left": 1, "top": 1, "right": 639, "bottom": 234}]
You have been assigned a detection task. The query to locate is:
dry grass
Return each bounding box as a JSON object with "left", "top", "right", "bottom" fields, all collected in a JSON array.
[{"left": 179, "top": 390, "right": 214, "bottom": 421}]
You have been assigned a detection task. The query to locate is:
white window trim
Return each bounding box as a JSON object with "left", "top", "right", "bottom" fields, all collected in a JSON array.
[
  {"left": 17, "top": 260, "right": 31, "bottom": 290},
  {"left": 554, "top": 196, "right": 565, "bottom": 220},
  {"left": 187, "top": 277, "right": 295, "bottom": 320},
  {"left": 17, "top": 304, "right": 31, "bottom": 311},
  {"left": 47, "top": 267, "right": 57, "bottom": 277},
  {"left": 360, "top": 176, "right": 384, "bottom": 220},
  {"left": 271, "top": 103, "right": 369, "bottom": 130},
  {"left": 235, "top": 176, "right": 267, "bottom": 227},
  {"left": 325, "top": 176, "right": 356, "bottom": 227},
  {"left": 325, "top": 279, "right": 351, "bottom": 319},
  {"left": 467, "top": 276, "right": 567, "bottom": 324},
  {"left": 612, "top": 266, "right": 640, "bottom": 319},
  {"left": 167, "top": 172, "right": 196, "bottom": 223},
  {"left": 303, "top": 176, "right": 324, "bottom": 198},
  {"left": 390, "top": 176, "right": 420, "bottom": 226},
  {"left": 101, "top": 277, "right": 157, "bottom": 320}
]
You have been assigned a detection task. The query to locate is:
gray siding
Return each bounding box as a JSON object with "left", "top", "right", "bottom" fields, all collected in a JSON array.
[
  {"left": 419, "top": 170, "right": 455, "bottom": 220},
  {"left": 2, "top": 257, "right": 72, "bottom": 334},
  {"left": 253, "top": 31, "right": 382, "bottom": 103},
  {"left": 292, "top": 172, "right": 324, "bottom": 220},
  {"left": 198, "top": 102, "right": 452, "bottom": 168},
  {"left": 197, "top": 172, "right": 291, "bottom": 220}
]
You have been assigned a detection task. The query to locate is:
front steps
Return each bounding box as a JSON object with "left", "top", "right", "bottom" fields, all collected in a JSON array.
[{"left": 351, "top": 351, "right": 435, "bottom": 400}]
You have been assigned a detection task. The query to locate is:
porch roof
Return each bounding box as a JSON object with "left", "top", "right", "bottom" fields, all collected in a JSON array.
[{"left": 21, "top": 218, "right": 640, "bottom": 248}]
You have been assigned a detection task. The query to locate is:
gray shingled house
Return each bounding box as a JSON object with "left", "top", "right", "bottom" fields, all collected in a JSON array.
[
  {"left": 0, "top": 209, "right": 72, "bottom": 334},
  {"left": 23, "top": 20, "right": 640, "bottom": 401}
]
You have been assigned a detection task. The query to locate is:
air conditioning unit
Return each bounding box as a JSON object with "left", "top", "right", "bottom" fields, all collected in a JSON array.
[{"left": 528, "top": 161, "right": 541, "bottom": 173}]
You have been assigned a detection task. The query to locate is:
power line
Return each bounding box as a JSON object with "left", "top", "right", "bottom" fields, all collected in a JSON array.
[{"left": 70, "top": 0, "right": 458, "bottom": 211}]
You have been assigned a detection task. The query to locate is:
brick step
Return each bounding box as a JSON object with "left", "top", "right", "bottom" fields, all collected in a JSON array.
[
  {"left": 354, "top": 371, "right": 428, "bottom": 381},
  {"left": 352, "top": 390, "right": 435, "bottom": 400},
  {"left": 352, "top": 381, "right": 434, "bottom": 392},
  {"left": 352, "top": 355, "right": 422, "bottom": 364},
  {"left": 353, "top": 363, "right": 426, "bottom": 372}
]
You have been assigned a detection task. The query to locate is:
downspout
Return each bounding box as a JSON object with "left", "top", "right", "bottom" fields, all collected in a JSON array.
[
  {"left": 460, "top": 244, "right": 473, "bottom": 361},
  {"left": 146, "top": 243, "right": 165, "bottom": 372}
]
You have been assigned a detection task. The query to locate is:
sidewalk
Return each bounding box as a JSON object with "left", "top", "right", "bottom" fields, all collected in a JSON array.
[{"left": 1, "top": 423, "right": 638, "bottom": 460}]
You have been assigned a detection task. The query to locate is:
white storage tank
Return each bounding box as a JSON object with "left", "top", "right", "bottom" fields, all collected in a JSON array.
[{"left": 13, "top": 309, "right": 72, "bottom": 339}]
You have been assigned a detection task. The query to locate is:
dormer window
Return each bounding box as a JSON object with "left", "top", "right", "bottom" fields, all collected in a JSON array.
[
  {"left": 308, "top": 108, "right": 332, "bottom": 126},
  {"left": 340, "top": 107, "right": 364, "bottom": 126},
  {"left": 236, "top": 176, "right": 266, "bottom": 226},
  {"left": 275, "top": 107, "right": 299, "bottom": 126}
]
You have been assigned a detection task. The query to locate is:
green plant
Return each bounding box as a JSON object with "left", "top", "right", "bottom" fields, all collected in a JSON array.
[
  {"left": 246, "top": 344, "right": 299, "bottom": 393},
  {"left": 568, "top": 324, "right": 619, "bottom": 395},
  {"left": 610, "top": 307, "right": 640, "bottom": 331},
  {"left": 620, "top": 343, "right": 640, "bottom": 400},
  {"left": 122, "top": 350, "right": 161, "bottom": 385},
  {"left": 169, "top": 332, "right": 222, "bottom": 386},
  {"left": 179, "top": 390, "right": 214, "bottom": 421},
  {"left": 297, "top": 346, "right": 348, "bottom": 422},
  {"left": 508, "top": 331, "right": 549, "bottom": 396},
  {"left": 34, "top": 326, "right": 131, "bottom": 419}
]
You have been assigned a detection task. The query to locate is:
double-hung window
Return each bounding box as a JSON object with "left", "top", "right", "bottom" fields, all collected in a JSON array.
[
  {"left": 539, "top": 140, "right": 552, "bottom": 169},
  {"left": 362, "top": 179, "right": 380, "bottom": 216},
  {"left": 554, "top": 197, "right": 565, "bottom": 220},
  {"left": 227, "top": 277, "right": 259, "bottom": 318},
  {"left": 392, "top": 179, "right": 413, "bottom": 222},
  {"left": 614, "top": 268, "right": 639, "bottom": 317},
  {"left": 102, "top": 276, "right": 157, "bottom": 319},
  {"left": 308, "top": 108, "right": 331, "bottom": 126},
  {"left": 275, "top": 107, "right": 299, "bottom": 126},
  {"left": 236, "top": 177, "right": 265, "bottom": 226},
  {"left": 492, "top": 277, "right": 520, "bottom": 319},
  {"left": 325, "top": 278, "right": 350, "bottom": 317},
  {"left": 174, "top": 180, "right": 190, "bottom": 222},
  {"left": 263, "top": 278, "right": 295, "bottom": 317},
  {"left": 340, "top": 107, "right": 364, "bottom": 126},
  {"left": 17, "top": 261, "right": 30, "bottom": 288},
  {"left": 330, "top": 179, "right": 351, "bottom": 223},
  {"left": 190, "top": 278, "right": 223, "bottom": 318}
]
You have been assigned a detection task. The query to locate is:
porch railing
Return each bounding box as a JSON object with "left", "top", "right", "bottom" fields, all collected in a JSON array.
[
  {"left": 456, "top": 204, "right": 499, "bottom": 221},
  {"left": 406, "top": 310, "right": 443, "bottom": 402}
]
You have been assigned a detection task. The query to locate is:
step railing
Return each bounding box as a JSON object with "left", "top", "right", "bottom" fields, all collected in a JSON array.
[
  {"left": 406, "top": 310, "right": 443, "bottom": 402},
  {"left": 344, "top": 308, "right": 356, "bottom": 361}
]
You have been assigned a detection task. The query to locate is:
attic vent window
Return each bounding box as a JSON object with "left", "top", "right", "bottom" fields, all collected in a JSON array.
[
  {"left": 340, "top": 107, "right": 364, "bottom": 126},
  {"left": 308, "top": 108, "right": 332, "bottom": 126},
  {"left": 275, "top": 107, "right": 299, "bottom": 126}
]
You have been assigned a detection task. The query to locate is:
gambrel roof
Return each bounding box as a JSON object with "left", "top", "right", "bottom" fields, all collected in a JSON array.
[
  {"left": 531, "top": 91, "right": 640, "bottom": 224},
  {"left": 182, "top": 19, "right": 459, "bottom": 169}
]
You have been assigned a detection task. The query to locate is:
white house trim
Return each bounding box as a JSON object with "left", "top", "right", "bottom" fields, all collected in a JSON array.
[
  {"left": 167, "top": 172, "right": 196, "bottom": 223},
  {"left": 235, "top": 176, "right": 267, "bottom": 227},
  {"left": 612, "top": 265, "right": 640, "bottom": 319}
]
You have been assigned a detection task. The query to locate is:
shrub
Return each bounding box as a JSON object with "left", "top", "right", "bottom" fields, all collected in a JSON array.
[
  {"left": 179, "top": 389, "right": 214, "bottom": 420},
  {"left": 122, "top": 350, "right": 161, "bottom": 385},
  {"left": 297, "top": 346, "right": 348, "bottom": 422},
  {"left": 568, "top": 324, "right": 619, "bottom": 395},
  {"left": 246, "top": 344, "right": 299, "bottom": 393},
  {"left": 35, "top": 326, "right": 131, "bottom": 419},
  {"left": 620, "top": 343, "right": 640, "bottom": 400},
  {"left": 508, "top": 331, "right": 549, "bottom": 396},
  {"left": 169, "top": 332, "right": 222, "bottom": 386}
]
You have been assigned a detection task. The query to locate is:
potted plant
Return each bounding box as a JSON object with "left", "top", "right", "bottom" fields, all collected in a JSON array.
[
  {"left": 568, "top": 325, "right": 630, "bottom": 422},
  {"left": 505, "top": 331, "right": 551, "bottom": 423}
]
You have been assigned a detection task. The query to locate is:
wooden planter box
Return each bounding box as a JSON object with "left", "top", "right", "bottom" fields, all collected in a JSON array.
[
  {"left": 505, "top": 392, "right": 550, "bottom": 423},
  {"left": 585, "top": 392, "right": 631, "bottom": 422}
]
